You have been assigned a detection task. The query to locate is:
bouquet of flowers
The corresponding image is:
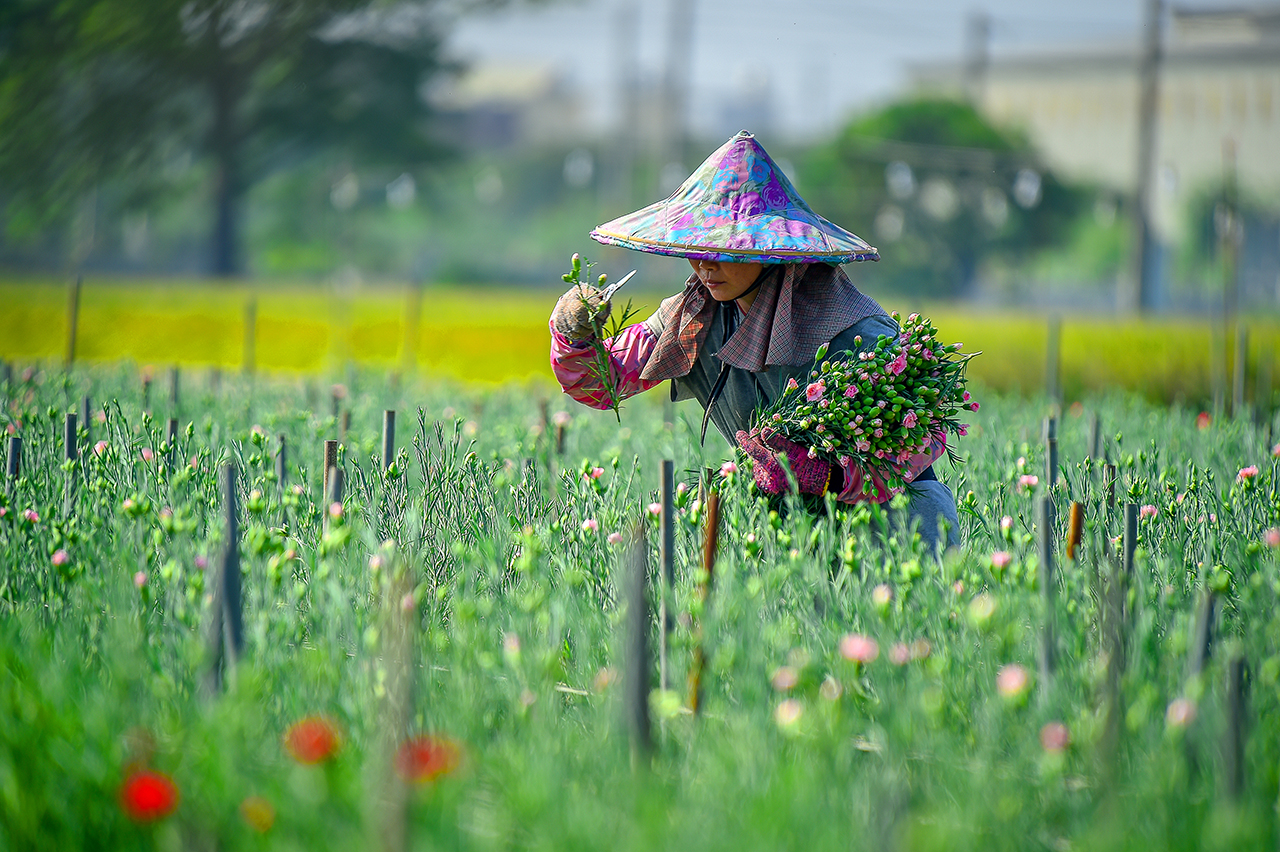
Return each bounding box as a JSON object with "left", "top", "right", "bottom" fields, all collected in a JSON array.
[
  {"left": 560, "top": 253, "right": 641, "bottom": 422},
  {"left": 753, "top": 311, "right": 978, "bottom": 493}
]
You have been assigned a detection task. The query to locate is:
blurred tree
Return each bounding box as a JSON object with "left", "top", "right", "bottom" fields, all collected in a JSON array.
[
  {"left": 0, "top": 0, "right": 448, "bottom": 275},
  {"left": 800, "top": 98, "right": 1084, "bottom": 298}
]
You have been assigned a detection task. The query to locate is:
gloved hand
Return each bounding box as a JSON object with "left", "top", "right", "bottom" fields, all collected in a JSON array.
[
  {"left": 735, "top": 427, "right": 832, "bottom": 495},
  {"left": 551, "top": 285, "right": 612, "bottom": 342}
]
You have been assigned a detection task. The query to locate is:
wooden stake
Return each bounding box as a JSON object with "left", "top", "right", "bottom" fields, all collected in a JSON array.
[
  {"left": 0, "top": 361, "right": 11, "bottom": 391},
  {"left": 659, "top": 459, "right": 675, "bottom": 691},
  {"left": 1223, "top": 652, "right": 1246, "bottom": 800},
  {"left": 65, "top": 275, "right": 82, "bottom": 368},
  {"left": 80, "top": 395, "right": 92, "bottom": 442},
  {"left": 206, "top": 463, "right": 242, "bottom": 694},
  {"left": 5, "top": 435, "right": 20, "bottom": 498},
  {"left": 1039, "top": 496, "right": 1056, "bottom": 700},
  {"left": 624, "top": 518, "right": 652, "bottom": 758},
  {"left": 169, "top": 365, "right": 179, "bottom": 413},
  {"left": 323, "top": 439, "right": 338, "bottom": 500},
  {"left": 1066, "top": 501, "right": 1083, "bottom": 561},
  {"left": 341, "top": 409, "right": 351, "bottom": 444},
  {"left": 275, "top": 434, "right": 287, "bottom": 490},
  {"left": 1089, "top": 413, "right": 1101, "bottom": 462},
  {"left": 1186, "top": 589, "right": 1217, "bottom": 681},
  {"left": 63, "top": 413, "right": 77, "bottom": 518},
  {"left": 688, "top": 487, "right": 721, "bottom": 715},
  {"left": 1044, "top": 417, "right": 1058, "bottom": 488},
  {"left": 382, "top": 410, "right": 396, "bottom": 471}
]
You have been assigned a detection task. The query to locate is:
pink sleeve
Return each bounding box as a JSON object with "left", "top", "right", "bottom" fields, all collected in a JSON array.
[
  {"left": 549, "top": 320, "right": 663, "bottom": 410},
  {"left": 836, "top": 432, "right": 948, "bottom": 505}
]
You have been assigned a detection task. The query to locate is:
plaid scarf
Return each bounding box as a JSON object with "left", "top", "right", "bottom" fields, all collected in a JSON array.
[{"left": 639, "top": 263, "right": 885, "bottom": 382}]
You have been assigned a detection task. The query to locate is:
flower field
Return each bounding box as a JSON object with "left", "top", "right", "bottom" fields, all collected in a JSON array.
[{"left": 2, "top": 362, "right": 1279, "bottom": 850}]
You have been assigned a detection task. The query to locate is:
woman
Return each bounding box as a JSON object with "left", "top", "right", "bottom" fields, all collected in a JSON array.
[{"left": 549, "top": 131, "right": 960, "bottom": 551}]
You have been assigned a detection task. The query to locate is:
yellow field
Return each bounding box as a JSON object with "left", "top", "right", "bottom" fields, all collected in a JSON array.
[{"left": 1, "top": 277, "right": 1274, "bottom": 404}]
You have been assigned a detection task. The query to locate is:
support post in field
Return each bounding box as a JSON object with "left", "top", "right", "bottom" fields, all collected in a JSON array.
[
  {"left": 243, "top": 297, "right": 257, "bottom": 375},
  {"left": 1, "top": 361, "right": 11, "bottom": 392},
  {"left": 169, "top": 366, "right": 179, "bottom": 414},
  {"left": 210, "top": 367, "right": 221, "bottom": 398},
  {"left": 1088, "top": 413, "right": 1101, "bottom": 464},
  {"left": 1223, "top": 652, "right": 1247, "bottom": 801},
  {"left": 1186, "top": 589, "right": 1217, "bottom": 681},
  {"left": 165, "top": 418, "right": 179, "bottom": 473},
  {"left": 659, "top": 459, "right": 675, "bottom": 691},
  {"left": 555, "top": 421, "right": 566, "bottom": 456},
  {"left": 63, "top": 412, "right": 78, "bottom": 519},
  {"left": 275, "top": 434, "right": 287, "bottom": 490},
  {"left": 1104, "top": 464, "right": 1117, "bottom": 520},
  {"left": 1211, "top": 328, "right": 1226, "bottom": 417},
  {"left": 1066, "top": 501, "right": 1083, "bottom": 562},
  {"left": 1045, "top": 316, "right": 1061, "bottom": 412},
  {"left": 1038, "top": 496, "right": 1056, "bottom": 701},
  {"left": 5, "top": 435, "right": 20, "bottom": 498},
  {"left": 206, "top": 462, "right": 242, "bottom": 694},
  {"left": 1122, "top": 502, "right": 1138, "bottom": 623},
  {"left": 141, "top": 371, "right": 152, "bottom": 414},
  {"left": 382, "top": 410, "right": 396, "bottom": 471},
  {"left": 1231, "top": 323, "right": 1247, "bottom": 418},
  {"left": 80, "top": 396, "right": 92, "bottom": 442},
  {"left": 65, "top": 275, "right": 82, "bottom": 369},
  {"left": 341, "top": 409, "right": 351, "bottom": 445},
  {"left": 1044, "top": 417, "right": 1058, "bottom": 489},
  {"left": 331, "top": 385, "right": 342, "bottom": 420},
  {"left": 687, "top": 486, "right": 721, "bottom": 715},
  {"left": 322, "top": 439, "right": 338, "bottom": 501},
  {"left": 623, "top": 518, "right": 653, "bottom": 760}
]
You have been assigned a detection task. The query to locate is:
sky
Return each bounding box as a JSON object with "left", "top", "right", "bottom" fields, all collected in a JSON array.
[{"left": 443, "top": 0, "right": 1250, "bottom": 141}]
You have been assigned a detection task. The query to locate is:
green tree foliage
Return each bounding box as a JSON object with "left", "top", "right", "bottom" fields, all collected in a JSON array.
[
  {"left": 0, "top": 0, "right": 449, "bottom": 275},
  {"left": 800, "top": 98, "right": 1084, "bottom": 298}
]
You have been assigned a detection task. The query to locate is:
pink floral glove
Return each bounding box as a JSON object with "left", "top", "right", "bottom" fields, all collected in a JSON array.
[{"left": 735, "top": 428, "right": 832, "bottom": 496}]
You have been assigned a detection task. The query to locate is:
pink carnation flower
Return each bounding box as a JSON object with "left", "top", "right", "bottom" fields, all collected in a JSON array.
[
  {"left": 1238, "top": 465, "right": 1259, "bottom": 483},
  {"left": 582, "top": 518, "right": 599, "bottom": 533},
  {"left": 991, "top": 551, "right": 1011, "bottom": 569},
  {"left": 805, "top": 381, "right": 825, "bottom": 402},
  {"left": 843, "top": 386, "right": 858, "bottom": 398},
  {"left": 888, "top": 353, "right": 908, "bottom": 376},
  {"left": 52, "top": 549, "right": 69, "bottom": 566},
  {"left": 1139, "top": 504, "right": 1158, "bottom": 518},
  {"left": 903, "top": 411, "right": 918, "bottom": 429},
  {"left": 607, "top": 532, "right": 623, "bottom": 544},
  {"left": 839, "top": 634, "right": 879, "bottom": 664}
]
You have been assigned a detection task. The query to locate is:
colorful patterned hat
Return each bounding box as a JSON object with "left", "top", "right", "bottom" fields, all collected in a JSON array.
[{"left": 591, "top": 130, "right": 879, "bottom": 264}]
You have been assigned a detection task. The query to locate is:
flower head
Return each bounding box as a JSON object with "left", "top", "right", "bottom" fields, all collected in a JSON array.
[
  {"left": 888, "top": 352, "right": 908, "bottom": 376},
  {"left": 1166, "top": 697, "right": 1197, "bottom": 729},
  {"left": 584, "top": 466, "right": 605, "bottom": 481},
  {"left": 996, "top": 663, "right": 1030, "bottom": 699},
  {"left": 1139, "top": 504, "right": 1158, "bottom": 519},
  {"left": 394, "top": 735, "right": 462, "bottom": 783},
  {"left": 607, "top": 532, "right": 623, "bottom": 545},
  {"left": 1265, "top": 528, "right": 1280, "bottom": 548},
  {"left": 888, "top": 643, "right": 912, "bottom": 666},
  {"left": 93, "top": 440, "right": 109, "bottom": 457},
  {"left": 52, "top": 549, "right": 69, "bottom": 566},
  {"left": 22, "top": 509, "right": 38, "bottom": 524},
  {"left": 843, "top": 386, "right": 858, "bottom": 399},
  {"left": 771, "top": 665, "right": 799, "bottom": 691},
  {"left": 140, "top": 447, "right": 154, "bottom": 462},
  {"left": 1017, "top": 474, "right": 1039, "bottom": 492},
  {"left": 774, "top": 699, "right": 804, "bottom": 730},
  {"left": 903, "top": 411, "right": 918, "bottom": 429},
  {"left": 720, "top": 461, "right": 738, "bottom": 477},
  {"left": 1196, "top": 411, "right": 1211, "bottom": 430},
  {"left": 133, "top": 571, "right": 147, "bottom": 589},
  {"left": 1237, "top": 465, "right": 1259, "bottom": 483},
  {"left": 647, "top": 502, "right": 662, "bottom": 517},
  {"left": 119, "top": 769, "right": 179, "bottom": 822},
  {"left": 805, "top": 381, "right": 825, "bottom": 402},
  {"left": 991, "top": 551, "right": 1011, "bottom": 570},
  {"left": 582, "top": 518, "right": 599, "bottom": 533},
  {"left": 839, "top": 633, "right": 880, "bottom": 664},
  {"left": 284, "top": 717, "right": 342, "bottom": 764},
  {"left": 999, "top": 516, "right": 1014, "bottom": 532},
  {"left": 1040, "top": 721, "right": 1071, "bottom": 753}
]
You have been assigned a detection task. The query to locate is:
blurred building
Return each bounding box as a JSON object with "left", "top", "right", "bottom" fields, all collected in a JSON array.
[
  {"left": 429, "top": 63, "right": 587, "bottom": 149},
  {"left": 911, "top": 5, "right": 1280, "bottom": 302}
]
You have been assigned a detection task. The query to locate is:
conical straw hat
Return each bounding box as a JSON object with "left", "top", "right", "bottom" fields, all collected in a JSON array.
[{"left": 591, "top": 130, "right": 879, "bottom": 264}]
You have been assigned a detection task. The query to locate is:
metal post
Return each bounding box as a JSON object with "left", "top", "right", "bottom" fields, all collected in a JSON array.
[
  {"left": 624, "top": 519, "right": 652, "bottom": 758},
  {"left": 63, "top": 413, "right": 77, "bottom": 518},
  {"left": 276, "top": 434, "right": 287, "bottom": 490},
  {"left": 5, "top": 435, "right": 20, "bottom": 498},
  {"left": 1039, "top": 496, "right": 1056, "bottom": 700},
  {"left": 1223, "top": 652, "right": 1246, "bottom": 800},
  {"left": 382, "top": 410, "right": 396, "bottom": 471},
  {"left": 65, "top": 275, "right": 82, "bottom": 368},
  {"left": 207, "top": 463, "right": 242, "bottom": 694},
  {"left": 323, "top": 439, "right": 338, "bottom": 500},
  {"left": 1044, "top": 417, "right": 1058, "bottom": 489}
]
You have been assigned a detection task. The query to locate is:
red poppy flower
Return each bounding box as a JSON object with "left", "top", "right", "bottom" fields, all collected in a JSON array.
[
  {"left": 394, "top": 735, "right": 462, "bottom": 783},
  {"left": 119, "top": 769, "right": 179, "bottom": 822},
  {"left": 284, "top": 717, "right": 341, "bottom": 764}
]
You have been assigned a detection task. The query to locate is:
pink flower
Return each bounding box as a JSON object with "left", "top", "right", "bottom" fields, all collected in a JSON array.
[
  {"left": 1166, "top": 697, "right": 1197, "bottom": 729},
  {"left": 1018, "top": 474, "right": 1039, "bottom": 492},
  {"left": 805, "top": 381, "right": 825, "bottom": 402},
  {"left": 328, "top": 502, "right": 343, "bottom": 520},
  {"left": 996, "top": 663, "right": 1030, "bottom": 698},
  {"left": 888, "top": 643, "right": 912, "bottom": 666},
  {"left": 0, "top": 508, "right": 6, "bottom": 519},
  {"left": 720, "top": 461, "right": 738, "bottom": 477},
  {"left": 843, "top": 386, "right": 858, "bottom": 398},
  {"left": 93, "top": 440, "right": 109, "bottom": 456},
  {"left": 856, "top": 439, "right": 871, "bottom": 453},
  {"left": 552, "top": 411, "right": 572, "bottom": 427},
  {"left": 969, "top": 402, "right": 980, "bottom": 412},
  {"left": 991, "top": 551, "right": 1011, "bottom": 569},
  {"left": 94, "top": 410, "right": 107, "bottom": 424},
  {"left": 582, "top": 518, "right": 599, "bottom": 533},
  {"left": 1265, "top": 528, "right": 1280, "bottom": 548},
  {"left": 903, "top": 411, "right": 918, "bottom": 429},
  {"left": 647, "top": 502, "right": 662, "bottom": 517},
  {"left": 962, "top": 391, "right": 971, "bottom": 401},
  {"left": 1237, "top": 465, "right": 1259, "bottom": 483},
  {"left": 402, "top": 592, "right": 416, "bottom": 613},
  {"left": 1139, "top": 504, "right": 1157, "bottom": 518},
  {"left": 1196, "top": 412, "right": 1211, "bottom": 430},
  {"left": 958, "top": 425, "right": 968, "bottom": 437},
  {"left": 771, "top": 666, "right": 799, "bottom": 691},
  {"left": 999, "top": 516, "right": 1014, "bottom": 532},
  {"left": 888, "top": 353, "right": 908, "bottom": 376},
  {"left": 133, "top": 571, "right": 147, "bottom": 589},
  {"left": 584, "top": 467, "right": 605, "bottom": 481},
  {"left": 194, "top": 555, "right": 209, "bottom": 571},
  {"left": 607, "top": 532, "right": 623, "bottom": 545},
  {"left": 786, "top": 378, "right": 799, "bottom": 391},
  {"left": 140, "top": 447, "right": 154, "bottom": 462},
  {"left": 22, "top": 509, "right": 38, "bottom": 523},
  {"left": 1272, "top": 443, "right": 1280, "bottom": 458},
  {"left": 840, "top": 634, "right": 880, "bottom": 664},
  {"left": 1040, "top": 722, "right": 1071, "bottom": 753},
  {"left": 52, "top": 549, "right": 69, "bottom": 566}
]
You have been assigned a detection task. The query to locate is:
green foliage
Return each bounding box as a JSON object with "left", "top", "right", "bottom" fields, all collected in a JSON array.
[{"left": 800, "top": 97, "right": 1086, "bottom": 297}]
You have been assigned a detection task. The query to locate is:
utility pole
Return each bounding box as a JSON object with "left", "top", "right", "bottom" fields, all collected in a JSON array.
[
  {"left": 1128, "top": 0, "right": 1164, "bottom": 313},
  {"left": 659, "top": 0, "right": 695, "bottom": 194},
  {"left": 963, "top": 11, "right": 992, "bottom": 105}
]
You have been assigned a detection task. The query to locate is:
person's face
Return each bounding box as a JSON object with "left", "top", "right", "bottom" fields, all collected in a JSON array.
[{"left": 687, "top": 258, "right": 764, "bottom": 302}]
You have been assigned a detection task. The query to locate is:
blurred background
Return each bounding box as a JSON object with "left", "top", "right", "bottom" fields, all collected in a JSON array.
[{"left": 2, "top": 0, "right": 1279, "bottom": 394}]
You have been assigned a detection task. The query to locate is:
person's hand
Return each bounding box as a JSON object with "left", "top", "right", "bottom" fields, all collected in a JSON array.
[
  {"left": 735, "top": 427, "right": 832, "bottom": 495},
  {"left": 551, "top": 285, "right": 612, "bottom": 342}
]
